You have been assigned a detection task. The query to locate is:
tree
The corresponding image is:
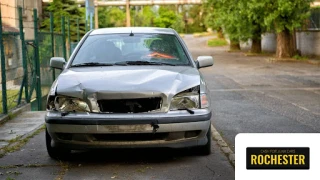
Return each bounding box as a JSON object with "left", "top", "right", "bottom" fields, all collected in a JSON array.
[
  {"left": 205, "top": 0, "right": 242, "bottom": 50},
  {"left": 98, "top": 7, "right": 126, "bottom": 28},
  {"left": 206, "top": 0, "right": 313, "bottom": 56},
  {"left": 183, "top": 5, "right": 207, "bottom": 33},
  {"left": 237, "top": 1, "right": 267, "bottom": 53},
  {"left": 261, "top": 0, "right": 313, "bottom": 58},
  {"left": 40, "top": 0, "right": 85, "bottom": 42},
  {"left": 132, "top": 6, "right": 156, "bottom": 27},
  {"left": 154, "top": 6, "right": 184, "bottom": 32},
  {"left": 204, "top": 5, "right": 223, "bottom": 38},
  {"left": 205, "top": 0, "right": 267, "bottom": 53}
]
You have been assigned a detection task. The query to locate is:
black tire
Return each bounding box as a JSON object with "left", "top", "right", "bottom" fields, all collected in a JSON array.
[
  {"left": 46, "top": 129, "right": 70, "bottom": 160},
  {"left": 196, "top": 126, "right": 212, "bottom": 155}
]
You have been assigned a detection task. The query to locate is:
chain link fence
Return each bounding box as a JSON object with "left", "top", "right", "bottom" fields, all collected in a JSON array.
[
  {"left": 0, "top": 33, "right": 25, "bottom": 113},
  {"left": 0, "top": 4, "right": 76, "bottom": 115}
]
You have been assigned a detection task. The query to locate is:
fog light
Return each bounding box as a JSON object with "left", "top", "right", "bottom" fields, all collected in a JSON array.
[{"left": 185, "top": 130, "right": 201, "bottom": 138}]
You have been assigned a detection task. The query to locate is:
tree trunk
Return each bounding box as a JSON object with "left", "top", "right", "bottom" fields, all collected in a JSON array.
[
  {"left": 230, "top": 39, "right": 240, "bottom": 51},
  {"left": 251, "top": 38, "right": 262, "bottom": 53},
  {"left": 217, "top": 27, "right": 224, "bottom": 39},
  {"left": 276, "top": 28, "right": 295, "bottom": 58}
]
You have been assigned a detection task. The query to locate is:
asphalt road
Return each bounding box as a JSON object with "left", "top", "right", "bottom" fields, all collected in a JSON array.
[
  {"left": 0, "top": 130, "right": 234, "bottom": 180},
  {"left": 185, "top": 35, "right": 320, "bottom": 151}
]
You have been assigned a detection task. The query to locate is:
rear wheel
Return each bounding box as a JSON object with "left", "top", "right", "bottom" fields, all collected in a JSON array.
[
  {"left": 196, "top": 126, "right": 212, "bottom": 155},
  {"left": 46, "top": 129, "right": 70, "bottom": 159}
]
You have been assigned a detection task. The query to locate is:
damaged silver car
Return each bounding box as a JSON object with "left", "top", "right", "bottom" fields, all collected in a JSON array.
[{"left": 45, "top": 27, "right": 214, "bottom": 159}]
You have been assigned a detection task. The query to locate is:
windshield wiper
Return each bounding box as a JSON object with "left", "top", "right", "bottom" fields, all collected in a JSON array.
[
  {"left": 114, "top": 61, "right": 176, "bottom": 66},
  {"left": 71, "top": 62, "right": 114, "bottom": 67}
]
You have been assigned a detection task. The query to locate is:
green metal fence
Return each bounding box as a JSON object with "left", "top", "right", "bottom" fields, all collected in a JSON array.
[
  {"left": 0, "top": 4, "right": 81, "bottom": 115},
  {"left": 0, "top": 33, "right": 25, "bottom": 113}
]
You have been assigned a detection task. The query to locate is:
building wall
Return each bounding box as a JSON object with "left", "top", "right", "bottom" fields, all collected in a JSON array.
[
  {"left": 0, "top": 0, "right": 17, "bottom": 28},
  {"left": 0, "top": 0, "right": 42, "bottom": 40},
  {"left": 260, "top": 31, "right": 320, "bottom": 56},
  {"left": 296, "top": 31, "right": 320, "bottom": 56},
  {"left": 261, "top": 33, "right": 277, "bottom": 53},
  {"left": 16, "top": 0, "right": 42, "bottom": 40},
  {"left": 239, "top": 33, "right": 277, "bottom": 53},
  {"left": 0, "top": 0, "right": 42, "bottom": 85},
  {"left": 3, "top": 34, "right": 24, "bottom": 87}
]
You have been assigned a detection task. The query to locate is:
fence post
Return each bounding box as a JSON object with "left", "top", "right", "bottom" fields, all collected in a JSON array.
[
  {"left": 0, "top": 7, "right": 8, "bottom": 114},
  {"left": 85, "top": 19, "right": 88, "bottom": 32},
  {"left": 50, "top": 13, "right": 55, "bottom": 81},
  {"left": 61, "top": 16, "right": 67, "bottom": 60},
  {"left": 68, "top": 17, "right": 71, "bottom": 57},
  {"left": 77, "top": 18, "right": 80, "bottom": 42},
  {"left": 33, "top": 9, "right": 42, "bottom": 110},
  {"left": 18, "top": 7, "right": 29, "bottom": 103}
]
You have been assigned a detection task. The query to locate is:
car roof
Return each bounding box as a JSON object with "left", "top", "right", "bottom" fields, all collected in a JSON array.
[{"left": 90, "top": 27, "right": 176, "bottom": 35}]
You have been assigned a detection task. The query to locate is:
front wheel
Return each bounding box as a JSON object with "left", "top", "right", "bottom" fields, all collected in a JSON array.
[
  {"left": 46, "top": 129, "right": 70, "bottom": 159},
  {"left": 195, "top": 126, "right": 212, "bottom": 155}
]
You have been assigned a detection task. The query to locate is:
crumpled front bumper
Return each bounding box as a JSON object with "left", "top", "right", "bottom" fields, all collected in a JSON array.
[{"left": 45, "top": 109, "right": 212, "bottom": 149}]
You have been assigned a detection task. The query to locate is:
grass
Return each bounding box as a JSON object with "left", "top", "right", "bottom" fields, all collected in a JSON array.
[
  {"left": 0, "top": 90, "right": 22, "bottom": 114},
  {"left": 292, "top": 55, "right": 308, "bottom": 61},
  {"left": 55, "top": 161, "right": 70, "bottom": 180},
  {"left": 207, "top": 38, "right": 228, "bottom": 47},
  {"left": 244, "top": 52, "right": 274, "bottom": 57},
  {"left": 193, "top": 32, "right": 216, "bottom": 37},
  {"left": 0, "top": 164, "right": 53, "bottom": 169},
  {"left": 0, "top": 87, "right": 50, "bottom": 114}
]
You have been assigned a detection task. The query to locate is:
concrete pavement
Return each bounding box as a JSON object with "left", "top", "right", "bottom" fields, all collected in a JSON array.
[{"left": 0, "top": 111, "right": 46, "bottom": 149}]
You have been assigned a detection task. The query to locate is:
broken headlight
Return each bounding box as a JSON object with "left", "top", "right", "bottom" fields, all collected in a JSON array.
[
  {"left": 54, "top": 96, "right": 90, "bottom": 112},
  {"left": 170, "top": 92, "right": 200, "bottom": 110},
  {"left": 170, "top": 85, "right": 209, "bottom": 110},
  {"left": 170, "top": 86, "right": 200, "bottom": 110}
]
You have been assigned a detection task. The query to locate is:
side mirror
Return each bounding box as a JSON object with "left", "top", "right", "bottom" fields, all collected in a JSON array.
[
  {"left": 196, "top": 56, "right": 214, "bottom": 69},
  {"left": 50, "top": 57, "right": 66, "bottom": 70}
]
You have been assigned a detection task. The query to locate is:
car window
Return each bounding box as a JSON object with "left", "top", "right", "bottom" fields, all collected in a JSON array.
[{"left": 71, "top": 34, "right": 190, "bottom": 66}]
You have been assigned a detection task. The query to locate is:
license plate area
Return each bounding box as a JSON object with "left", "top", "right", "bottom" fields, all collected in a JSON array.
[{"left": 97, "top": 124, "right": 154, "bottom": 133}]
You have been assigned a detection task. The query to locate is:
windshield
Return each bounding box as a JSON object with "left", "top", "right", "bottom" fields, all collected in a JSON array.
[{"left": 71, "top": 34, "right": 191, "bottom": 66}]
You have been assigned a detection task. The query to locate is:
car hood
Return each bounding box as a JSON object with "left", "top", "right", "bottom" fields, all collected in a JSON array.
[{"left": 55, "top": 66, "right": 200, "bottom": 111}]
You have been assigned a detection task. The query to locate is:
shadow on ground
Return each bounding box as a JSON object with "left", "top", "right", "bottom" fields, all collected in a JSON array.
[{"left": 60, "top": 148, "right": 204, "bottom": 164}]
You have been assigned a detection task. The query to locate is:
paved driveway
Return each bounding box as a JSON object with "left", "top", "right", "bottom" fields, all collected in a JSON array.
[{"left": 185, "top": 35, "right": 320, "bottom": 151}]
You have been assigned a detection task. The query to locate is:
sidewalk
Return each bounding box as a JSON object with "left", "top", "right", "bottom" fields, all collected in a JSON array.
[{"left": 0, "top": 111, "right": 46, "bottom": 149}]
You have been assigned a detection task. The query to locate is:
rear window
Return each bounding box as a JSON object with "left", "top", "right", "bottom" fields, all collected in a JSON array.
[{"left": 71, "top": 34, "right": 190, "bottom": 66}]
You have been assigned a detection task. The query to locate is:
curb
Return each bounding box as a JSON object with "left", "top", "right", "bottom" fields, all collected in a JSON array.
[
  {"left": 0, "top": 104, "right": 31, "bottom": 125},
  {"left": 0, "top": 123, "right": 45, "bottom": 157},
  {"left": 266, "top": 58, "right": 320, "bottom": 66},
  {"left": 211, "top": 124, "right": 235, "bottom": 167}
]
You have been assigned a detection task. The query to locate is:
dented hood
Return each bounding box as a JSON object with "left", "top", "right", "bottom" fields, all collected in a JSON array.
[{"left": 56, "top": 66, "right": 200, "bottom": 110}]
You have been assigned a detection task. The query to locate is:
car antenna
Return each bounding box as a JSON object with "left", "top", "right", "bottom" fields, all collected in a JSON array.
[{"left": 129, "top": 30, "right": 134, "bottom": 36}]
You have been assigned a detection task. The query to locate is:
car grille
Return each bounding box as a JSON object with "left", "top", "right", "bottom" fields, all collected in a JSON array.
[
  {"left": 93, "top": 133, "right": 169, "bottom": 141},
  {"left": 98, "top": 97, "right": 162, "bottom": 113}
]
